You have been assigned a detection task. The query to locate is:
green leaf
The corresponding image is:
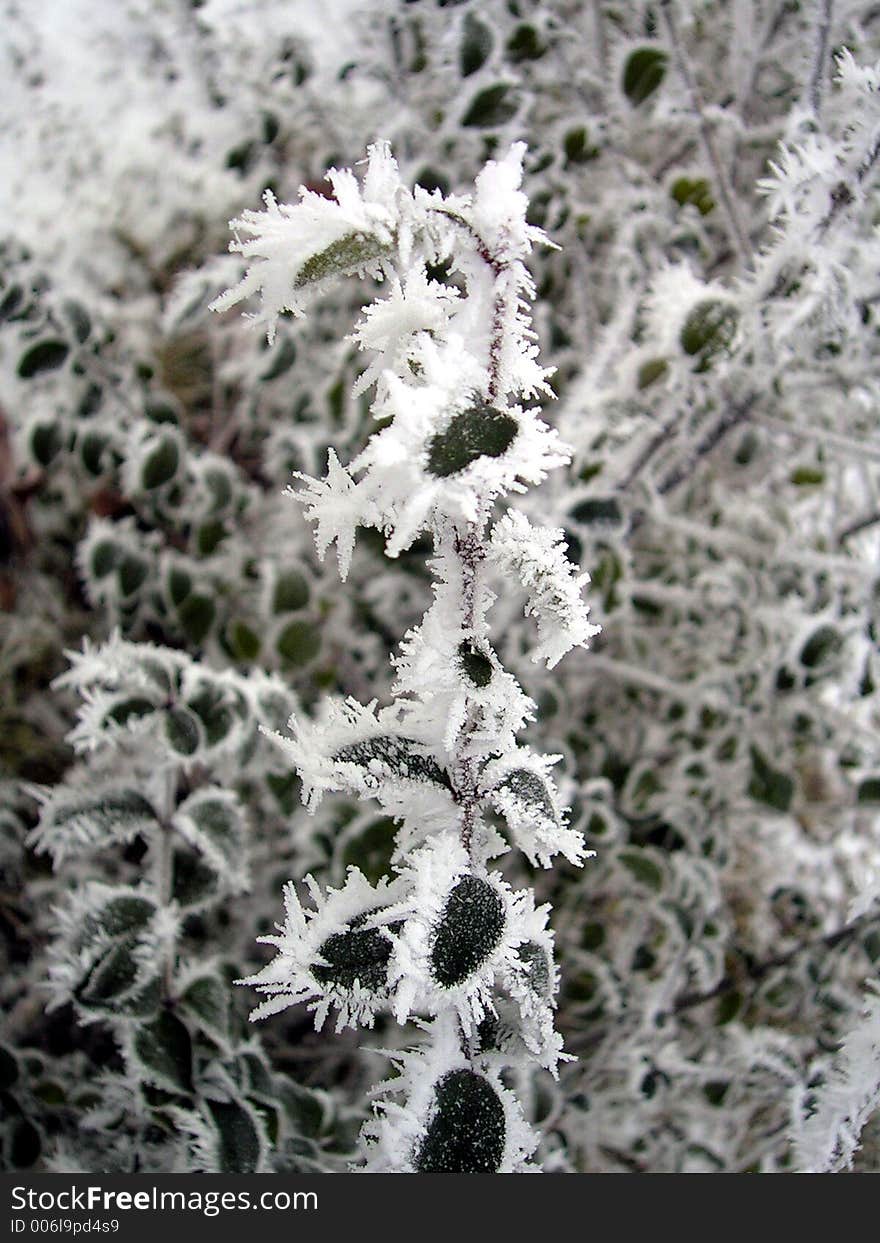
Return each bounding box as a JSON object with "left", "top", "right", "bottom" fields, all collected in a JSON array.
[
  {"left": 165, "top": 706, "right": 201, "bottom": 756},
  {"left": 75, "top": 941, "right": 139, "bottom": 1009},
  {"left": 295, "top": 232, "right": 392, "bottom": 288},
  {"left": 133, "top": 1011, "right": 193, "bottom": 1093},
  {"left": 637, "top": 358, "right": 668, "bottom": 389},
  {"left": 178, "top": 793, "right": 243, "bottom": 872},
  {"left": 312, "top": 921, "right": 394, "bottom": 993},
  {"left": 671, "top": 177, "right": 715, "bottom": 216},
  {"left": 461, "top": 83, "right": 518, "bottom": 128},
  {"left": 228, "top": 619, "right": 261, "bottom": 662},
  {"left": 18, "top": 339, "right": 70, "bottom": 378},
  {"left": 495, "top": 768, "right": 556, "bottom": 824},
  {"left": 430, "top": 876, "right": 505, "bottom": 987},
  {"left": 570, "top": 496, "right": 624, "bottom": 526},
  {"left": 179, "top": 593, "right": 216, "bottom": 645},
  {"left": 117, "top": 554, "right": 148, "bottom": 597},
  {"left": 105, "top": 695, "right": 156, "bottom": 726},
  {"left": 618, "top": 848, "right": 665, "bottom": 892},
  {"left": 563, "top": 126, "right": 600, "bottom": 165},
  {"left": 63, "top": 299, "right": 92, "bottom": 343},
  {"left": 187, "top": 683, "right": 235, "bottom": 746},
  {"left": 172, "top": 849, "right": 220, "bottom": 910},
  {"left": 80, "top": 429, "right": 108, "bottom": 475},
  {"left": 427, "top": 405, "right": 517, "bottom": 476},
  {"left": 197, "top": 519, "right": 226, "bottom": 556},
  {"left": 167, "top": 564, "right": 192, "bottom": 606},
  {"left": 141, "top": 437, "right": 180, "bottom": 489},
  {"left": 623, "top": 47, "right": 667, "bottom": 105},
  {"left": 272, "top": 570, "right": 310, "bottom": 613},
  {"left": 31, "top": 421, "right": 62, "bottom": 466},
  {"left": 460, "top": 12, "right": 493, "bottom": 76},
  {"left": 800, "top": 625, "right": 841, "bottom": 668},
  {"left": 506, "top": 23, "right": 545, "bottom": 62},
  {"left": 335, "top": 735, "right": 449, "bottom": 788},
  {"left": 857, "top": 778, "right": 880, "bottom": 804},
  {"left": 415, "top": 1070, "right": 505, "bottom": 1173},
  {"left": 204, "top": 468, "right": 234, "bottom": 513},
  {"left": 90, "top": 540, "right": 119, "bottom": 579},
  {"left": 679, "top": 300, "right": 739, "bottom": 367},
  {"left": 180, "top": 974, "right": 229, "bottom": 1040},
  {"left": 206, "top": 1099, "right": 262, "bottom": 1174},
  {"left": 790, "top": 466, "right": 825, "bottom": 486},
  {"left": 276, "top": 619, "right": 321, "bottom": 666},
  {"left": 0, "top": 284, "right": 24, "bottom": 321},
  {"left": 748, "top": 745, "right": 794, "bottom": 813},
  {"left": 93, "top": 894, "right": 156, "bottom": 938}
]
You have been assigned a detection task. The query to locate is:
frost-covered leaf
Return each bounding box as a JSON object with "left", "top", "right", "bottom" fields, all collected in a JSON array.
[
  {"left": 430, "top": 876, "right": 505, "bottom": 988},
  {"left": 132, "top": 1011, "right": 193, "bottom": 1094},
  {"left": 173, "top": 788, "right": 249, "bottom": 891},
  {"left": 489, "top": 510, "right": 599, "bottom": 666},
  {"left": 242, "top": 868, "right": 402, "bottom": 1031},
  {"left": 426, "top": 404, "right": 518, "bottom": 477},
  {"left": 29, "top": 783, "right": 160, "bottom": 865},
  {"left": 414, "top": 1069, "right": 506, "bottom": 1172}
]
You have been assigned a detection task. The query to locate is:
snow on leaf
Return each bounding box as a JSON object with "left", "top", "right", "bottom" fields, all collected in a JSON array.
[
  {"left": 488, "top": 509, "right": 599, "bottom": 667},
  {"left": 210, "top": 142, "right": 403, "bottom": 342}
]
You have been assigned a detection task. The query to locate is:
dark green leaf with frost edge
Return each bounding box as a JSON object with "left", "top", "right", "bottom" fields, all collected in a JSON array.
[
  {"left": 295, "top": 233, "right": 391, "bottom": 288},
  {"left": 747, "top": 745, "right": 794, "bottom": 813},
  {"left": 205, "top": 1099, "right": 262, "bottom": 1173},
  {"left": 18, "top": 340, "right": 69, "bottom": 378},
  {"left": 570, "top": 496, "right": 623, "bottom": 527},
  {"left": 312, "top": 921, "right": 394, "bottom": 993},
  {"left": 430, "top": 875, "right": 505, "bottom": 987},
  {"left": 272, "top": 570, "right": 310, "bottom": 613},
  {"left": 460, "top": 12, "right": 492, "bottom": 76},
  {"left": 276, "top": 619, "right": 320, "bottom": 666},
  {"left": 165, "top": 707, "right": 201, "bottom": 756},
  {"left": 141, "top": 437, "right": 180, "bottom": 490},
  {"left": 133, "top": 1011, "right": 193, "bottom": 1093},
  {"left": 461, "top": 83, "right": 519, "bottom": 128},
  {"left": 335, "top": 734, "right": 449, "bottom": 788},
  {"left": 414, "top": 1069, "right": 505, "bottom": 1172},
  {"left": 679, "top": 300, "right": 739, "bottom": 367},
  {"left": 183, "top": 797, "right": 243, "bottom": 870},
  {"left": 180, "top": 975, "right": 229, "bottom": 1040},
  {"left": 495, "top": 768, "right": 557, "bottom": 826},
  {"left": 618, "top": 848, "right": 665, "bottom": 892},
  {"left": 426, "top": 405, "right": 517, "bottom": 477},
  {"left": 622, "top": 47, "right": 667, "bottom": 105}
]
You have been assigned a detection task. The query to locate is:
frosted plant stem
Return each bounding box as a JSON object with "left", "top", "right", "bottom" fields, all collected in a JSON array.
[
  {"left": 451, "top": 522, "right": 486, "bottom": 857},
  {"left": 659, "top": 0, "right": 752, "bottom": 268},
  {"left": 808, "top": 0, "right": 834, "bottom": 117}
]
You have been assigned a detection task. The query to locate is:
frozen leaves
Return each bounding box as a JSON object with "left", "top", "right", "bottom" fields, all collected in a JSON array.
[
  {"left": 362, "top": 1015, "right": 538, "bottom": 1173},
  {"left": 211, "top": 143, "right": 402, "bottom": 341},
  {"left": 429, "top": 875, "right": 505, "bottom": 987},
  {"left": 242, "top": 869, "right": 401, "bottom": 1030},
  {"left": 489, "top": 510, "right": 600, "bottom": 667}
]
